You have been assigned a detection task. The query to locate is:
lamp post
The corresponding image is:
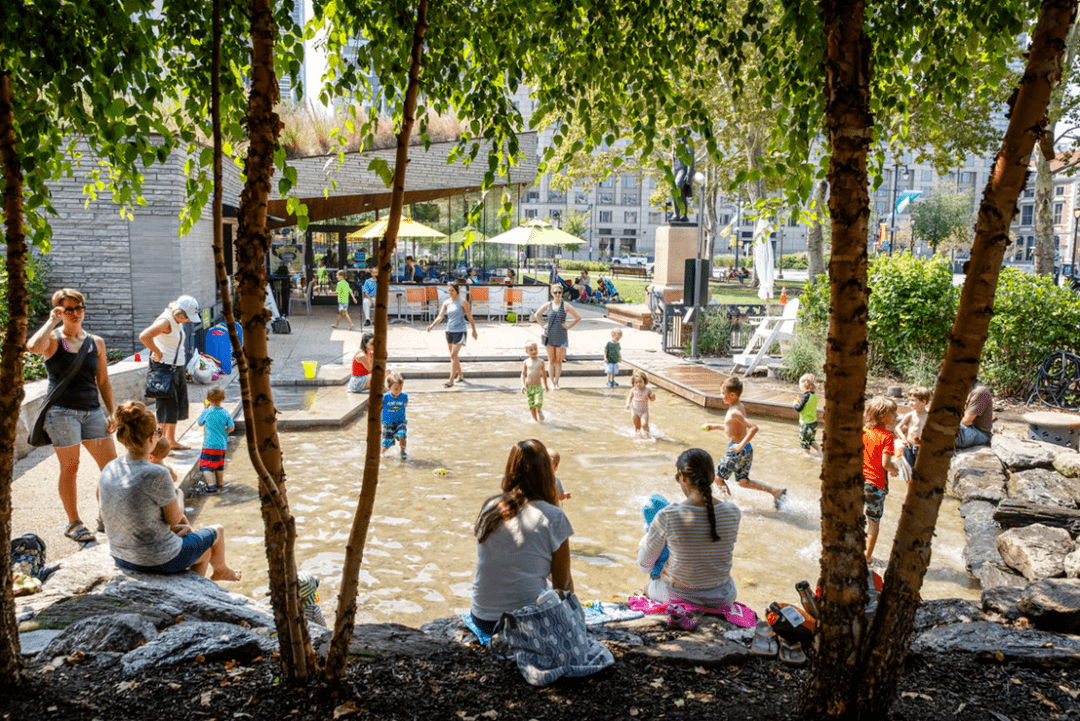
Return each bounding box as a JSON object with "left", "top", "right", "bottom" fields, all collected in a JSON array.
[
  {"left": 889, "top": 162, "right": 909, "bottom": 256},
  {"left": 1071, "top": 207, "right": 1080, "bottom": 283},
  {"left": 690, "top": 170, "right": 706, "bottom": 360}
]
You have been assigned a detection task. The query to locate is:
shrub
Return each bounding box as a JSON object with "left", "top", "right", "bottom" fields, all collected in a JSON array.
[
  {"left": 685, "top": 307, "right": 734, "bottom": 356},
  {"left": 780, "top": 326, "right": 826, "bottom": 381},
  {"left": 558, "top": 260, "right": 611, "bottom": 273},
  {"left": 0, "top": 252, "right": 53, "bottom": 329},
  {"left": 982, "top": 268, "right": 1080, "bottom": 396},
  {"left": 796, "top": 275, "right": 831, "bottom": 333}
]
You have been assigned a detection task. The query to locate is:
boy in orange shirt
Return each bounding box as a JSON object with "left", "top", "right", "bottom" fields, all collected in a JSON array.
[{"left": 864, "top": 397, "right": 900, "bottom": 565}]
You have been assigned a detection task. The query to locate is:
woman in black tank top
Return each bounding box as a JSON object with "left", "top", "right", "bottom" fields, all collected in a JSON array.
[{"left": 26, "top": 288, "right": 117, "bottom": 545}]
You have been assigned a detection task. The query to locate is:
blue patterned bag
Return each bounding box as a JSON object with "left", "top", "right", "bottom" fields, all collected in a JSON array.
[{"left": 490, "top": 592, "right": 615, "bottom": 686}]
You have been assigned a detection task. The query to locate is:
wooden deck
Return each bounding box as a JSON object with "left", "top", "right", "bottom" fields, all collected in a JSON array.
[{"left": 630, "top": 362, "right": 825, "bottom": 421}]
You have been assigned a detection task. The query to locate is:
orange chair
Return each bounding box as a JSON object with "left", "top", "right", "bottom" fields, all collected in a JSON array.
[
  {"left": 425, "top": 285, "right": 440, "bottom": 319},
  {"left": 405, "top": 287, "right": 429, "bottom": 322},
  {"left": 469, "top": 286, "right": 492, "bottom": 319},
  {"left": 505, "top": 288, "right": 524, "bottom": 322}
]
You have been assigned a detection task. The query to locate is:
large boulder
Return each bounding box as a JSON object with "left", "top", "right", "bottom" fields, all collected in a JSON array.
[
  {"left": 120, "top": 622, "right": 264, "bottom": 676},
  {"left": 26, "top": 593, "right": 174, "bottom": 632},
  {"left": 982, "top": 586, "right": 1025, "bottom": 621},
  {"left": 960, "top": 501, "right": 1006, "bottom": 575},
  {"left": 1006, "top": 467, "right": 1080, "bottom": 508},
  {"left": 1019, "top": 578, "right": 1080, "bottom": 634},
  {"left": 996, "top": 523, "right": 1074, "bottom": 580},
  {"left": 992, "top": 435, "right": 1061, "bottom": 471},
  {"left": 343, "top": 623, "right": 456, "bottom": 660},
  {"left": 910, "top": 620, "right": 1080, "bottom": 667},
  {"left": 1068, "top": 549, "right": 1080, "bottom": 579},
  {"left": 974, "top": 563, "right": 1028, "bottom": 590},
  {"left": 1057, "top": 451, "right": 1080, "bottom": 479},
  {"left": 628, "top": 615, "right": 750, "bottom": 668},
  {"left": 950, "top": 447, "right": 1007, "bottom": 503},
  {"left": 912, "top": 598, "right": 981, "bottom": 633},
  {"left": 38, "top": 613, "right": 156, "bottom": 658},
  {"left": 94, "top": 572, "right": 276, "bottom": 629}
]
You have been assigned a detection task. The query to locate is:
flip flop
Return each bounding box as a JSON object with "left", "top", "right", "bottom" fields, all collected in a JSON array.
[
  {"left": 779, "top": 638, "right": 807, "bottom": 666},
  {"left": 750, "top": 621, "right": 778, "bottom": 657},
  {"left": 443, "top": 380, "right": 455, "bottom": 388},
  {"left": 774, "top": 489, "right": 788, "bottom": 510}
]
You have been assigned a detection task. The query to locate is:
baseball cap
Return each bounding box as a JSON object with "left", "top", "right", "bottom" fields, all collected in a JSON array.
[{"left": 176, "top": 295, "right": 200, "bottom": 320}]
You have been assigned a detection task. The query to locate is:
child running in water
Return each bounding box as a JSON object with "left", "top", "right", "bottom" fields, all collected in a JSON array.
[
  {"left": 793, "top": 373, "right": 821, "bottom": 456},
  {"left": 548, "top": 448, "right": 572, "bottom": 502},
  {"left": 895, "top": 386, "right": 930, "bottom": 471},
  {"left": 197, "top": 386, "right": 234, "bottom": 493},
  {"left": 520, "top": 340, "right": 549, "bottom": 422},
  {"left": 864, "top": 396, "right": 900, "bottom": 564},
  {"left": 381, "top": 371, "right": 409, "bottom": 459},
  {"left": 626, "top": 370, "right": 656, "bottom": 438},
  {"left": 705, "top": 376, "right": 787, "bottom": 507}
]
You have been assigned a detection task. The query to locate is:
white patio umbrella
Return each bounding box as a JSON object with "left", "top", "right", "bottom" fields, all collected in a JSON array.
[{"left": 753, "top": 218, "right": 775, "bottom": 301}]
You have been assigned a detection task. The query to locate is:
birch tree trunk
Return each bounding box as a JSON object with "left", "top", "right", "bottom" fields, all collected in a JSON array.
[
  {"left": 807, "top": 179, "right": 828, "bottom": 279},
  {"left": 857, "top": 2, "right": 1077, "bottom": 715},
  {"left": 324, "top": 0, "right": 429, "bottom": 679},
  {"left": 800, "top": 0, "right": 875, "bottom": 716},
  {"left": 235, "top": 0, "right": 316, "bottom": 683},
  {"left": 0, "top": 70, "right": 27, "bottom": 686}
]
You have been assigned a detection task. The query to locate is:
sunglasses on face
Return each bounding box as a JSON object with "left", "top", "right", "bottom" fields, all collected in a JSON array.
[{"left": 59, "top": 305, "right": 85, "bottom": 314}]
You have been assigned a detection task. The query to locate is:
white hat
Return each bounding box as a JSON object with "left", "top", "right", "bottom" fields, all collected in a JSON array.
[{"left": 176, "top": 295, "right": 200, "bottom": 320}]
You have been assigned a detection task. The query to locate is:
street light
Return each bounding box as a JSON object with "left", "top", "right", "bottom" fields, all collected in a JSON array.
[
  {"left": 889, "top": 162, "right": 910, "bottom": 256},
  {"left": 1071, "top": 207, "right": 1080, "bottom": 283}
]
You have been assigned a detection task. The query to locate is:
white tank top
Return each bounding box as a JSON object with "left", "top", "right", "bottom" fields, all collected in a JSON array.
[{"left": 154, "top": 310, "right": 186, "bottom": 366}]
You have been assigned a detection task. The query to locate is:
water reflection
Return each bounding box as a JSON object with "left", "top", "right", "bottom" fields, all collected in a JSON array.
[{"left": 193, "top": 387, "right": 978, "bottom": 625}]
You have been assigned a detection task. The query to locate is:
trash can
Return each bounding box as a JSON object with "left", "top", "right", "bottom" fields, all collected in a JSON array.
[{"left": 269, "top": 274, "right": 292, "bottom": 317}]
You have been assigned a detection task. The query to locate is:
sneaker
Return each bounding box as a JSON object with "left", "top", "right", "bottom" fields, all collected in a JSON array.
[
  {"left": 400, "top": 452, "right": 409, "bottom": 460},
  {"left": 612, "top": 381, "right": 619, "bottom": 387},
  {"left": 774, "top": 489, "right": 788, "bottom": 510}
]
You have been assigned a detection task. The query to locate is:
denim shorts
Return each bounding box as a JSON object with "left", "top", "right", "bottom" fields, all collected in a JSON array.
[
  {"left": 605, "top": 362, "right": 619, "bottom": 375},
  {"left": 44, "top": 406, "right": 110, "bottom": 448},
  {"left": 113, "top": 528, "right": 217, "bottom": 574},
  {"left": 338, "top": 302, "right": 349, "bottom": 313}
]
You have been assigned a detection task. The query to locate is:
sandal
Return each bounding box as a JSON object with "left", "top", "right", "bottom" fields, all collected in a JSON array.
[
  {"left": 95, "top": 518, "right": 106, "bottom": 534},
  {"left": 443, "top": 380, "right": 455, "bottom": 388},
  {"left": 774, "top": 489, "right": 788, "bottom": 510},
  {"left": 64, "top": 521, "right": 94, "bottom": 544},
  {"left": 749, "top": 620, "right": 778, "bottom": 657},
  {"left": 205, "top": 484, "right": 219, "bottom": 494},
  {"left": 667, "top": 604, "right": 698, "bottom": 631},
  {"left": 778, "top": 638, "right": 807, "bottom": 666}
]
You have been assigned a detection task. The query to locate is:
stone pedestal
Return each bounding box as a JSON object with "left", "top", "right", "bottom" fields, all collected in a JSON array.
[{"left": 653, "top": 224, "right": 700, "bottom": 303}]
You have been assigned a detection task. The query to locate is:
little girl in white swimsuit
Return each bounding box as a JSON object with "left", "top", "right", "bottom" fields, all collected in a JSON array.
[{"left": 626, "top": 370, "right": 656, "bottom": 438}]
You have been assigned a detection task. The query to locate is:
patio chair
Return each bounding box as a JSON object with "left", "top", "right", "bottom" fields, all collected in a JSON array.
[
  {"left": 425, "top": 284, "right": 441, "bottom": 318},
  {"left": 505, "top": 288, "right": 525, "bottom": 322},
  {"left": 404, "top": 287, "right": 429, "bottom": 322},
  {"left": 731, "top": 298, "right": 800, "bottom": 376},
  {"left": 468, "top": 285, "right": 494, "bottom": 320}
]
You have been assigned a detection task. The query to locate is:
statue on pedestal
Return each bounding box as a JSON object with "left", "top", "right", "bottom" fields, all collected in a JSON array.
[{"left": 671, "top": 131, "right": 695, "bottom": 224}]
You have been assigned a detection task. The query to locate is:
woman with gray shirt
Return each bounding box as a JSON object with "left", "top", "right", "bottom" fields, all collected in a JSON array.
[
  {"left": 426, "top": 281, "right": 477, "bottom": 387},
  {"left": 139, "top": 295, "right": 199, "bottom": 449},
  {"left": 100, "top": 401, "right": 240, "bottom": 580},
  {"left": 532, "top": 284, "right": 581, "bottom": 390}
]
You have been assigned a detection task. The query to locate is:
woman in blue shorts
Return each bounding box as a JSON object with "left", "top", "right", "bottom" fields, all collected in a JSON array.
[
  {"left": 99, "top": 401, "right": 241, "bottom": 581},
  {"left": 532, "top": 284, "right": 581, "bottom": 390},
  {"left": 427, "top": 281, "right": 478, "bottom": 387}
]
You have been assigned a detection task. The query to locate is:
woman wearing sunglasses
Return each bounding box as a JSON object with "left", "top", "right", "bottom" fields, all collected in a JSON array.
[
  {"left": 26, "top": 288, "right": 118, "bottom": 544},
  {"left": 532, "top": 284, "right": 581, "bottom": 390}
]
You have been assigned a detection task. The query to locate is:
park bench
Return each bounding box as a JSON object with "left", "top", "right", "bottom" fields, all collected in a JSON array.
[{"left": 611, "top": 265, "right": 649, "bottom": 279}]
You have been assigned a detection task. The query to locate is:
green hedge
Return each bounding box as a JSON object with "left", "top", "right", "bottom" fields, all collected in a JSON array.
[{"left": 797, "top": 256, "right": 1080, "bottom": 397}]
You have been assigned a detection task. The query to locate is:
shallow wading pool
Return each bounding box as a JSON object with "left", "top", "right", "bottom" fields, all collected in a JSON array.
[{"left": 192, "top": 384, "right": 978, "bottom": 625}]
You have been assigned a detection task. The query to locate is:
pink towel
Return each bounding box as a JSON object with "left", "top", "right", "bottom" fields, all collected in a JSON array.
[{"left": 627, "top": 595, "right": 758, "bottom": 628}]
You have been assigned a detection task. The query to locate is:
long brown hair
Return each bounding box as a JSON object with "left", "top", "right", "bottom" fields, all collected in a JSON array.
[
  {"left": 474, "top": 439, "right": 558, "bottom": 543},
  {"left": 678, "top": 448, "right": 721, "bottom": 542}
]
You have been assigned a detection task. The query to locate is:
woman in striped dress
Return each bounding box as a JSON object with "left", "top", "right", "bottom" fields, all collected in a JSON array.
[
  {"left": 532, "top": 284, "right": 581, "bottom": 390},
  {"left": 638, "top": 448, "right": 741, "bottom": 606}
]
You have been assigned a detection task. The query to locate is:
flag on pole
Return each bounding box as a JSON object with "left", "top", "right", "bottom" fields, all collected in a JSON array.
[{"left": 895, "top": 190, "right": 923, "bottom": 216}]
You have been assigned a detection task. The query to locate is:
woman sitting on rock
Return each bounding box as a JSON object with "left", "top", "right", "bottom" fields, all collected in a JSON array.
[
  {"left": 638, "top": 448, "right": 740, "bottom": 605},
  {"left": 99, "top": 400, "right": 241, "bottom": 581},
  {"left": 469, "top": 439, "right": 574, "bottom": 635}
]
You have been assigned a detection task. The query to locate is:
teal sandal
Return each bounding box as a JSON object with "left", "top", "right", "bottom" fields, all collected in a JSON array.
[{"left": 64, "top": 521, "right": 94, "bottom": 544}]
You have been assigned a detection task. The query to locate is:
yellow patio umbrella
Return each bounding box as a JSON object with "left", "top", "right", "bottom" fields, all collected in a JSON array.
[{"left": 346, "top": 217, "right": 446, "bottom": 240}]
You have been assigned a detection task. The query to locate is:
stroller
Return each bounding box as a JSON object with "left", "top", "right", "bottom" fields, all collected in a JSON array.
[{"left": 597, "top": 277, "right": 620, "bottom": 303}]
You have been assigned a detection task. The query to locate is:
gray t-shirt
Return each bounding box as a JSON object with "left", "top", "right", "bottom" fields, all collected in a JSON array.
[
  {"left": 471, "top": 499, "right": 573, "bottom": 622},
  {"left": 99, "top": 457, "right": 182, "bottom": 567}
]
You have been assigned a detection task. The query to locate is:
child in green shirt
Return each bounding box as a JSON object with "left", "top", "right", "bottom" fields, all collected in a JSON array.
[
  {"left": 332, "top": 270, "right": 358, "bottom": 330},
  {"left": 793, "top": 373, "right": 821, "bottom": 456}
]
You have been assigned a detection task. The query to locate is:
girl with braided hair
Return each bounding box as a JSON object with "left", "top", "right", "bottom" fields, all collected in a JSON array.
[
  {"left": 469, "top": 439, "right": 574, "bottom": 635},
  {"left": 638, "top": 448, "right": 741, "bottom": 605}
]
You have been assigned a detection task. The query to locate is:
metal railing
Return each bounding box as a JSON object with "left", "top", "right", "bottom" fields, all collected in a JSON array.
[{"left": 654, "top": 301, "right": 768, "bottom": 355}]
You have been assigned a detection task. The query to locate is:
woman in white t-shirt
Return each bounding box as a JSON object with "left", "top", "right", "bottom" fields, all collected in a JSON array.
[
  {"left": 638, "top": 448, "right": 741, "bottom": 606},
  {"left": 99, "top": 400, "right": 240, "bottom": 581},
  {"left": 470, "top": 439, "right": 574, "bottom": 635}
]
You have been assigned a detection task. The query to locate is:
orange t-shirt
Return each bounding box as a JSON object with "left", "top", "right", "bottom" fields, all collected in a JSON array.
[{"left": 863, "top": 426, "right": 895, "bottom": 491}]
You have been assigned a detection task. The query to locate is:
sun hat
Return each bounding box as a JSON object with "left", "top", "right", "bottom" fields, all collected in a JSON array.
[{"left": 176, "top": 295, "right": 200, "bottom": 320}]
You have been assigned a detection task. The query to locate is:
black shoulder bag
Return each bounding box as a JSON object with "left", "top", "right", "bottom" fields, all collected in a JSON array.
[
  {"left": 28, "top": 332, "right": 94, "bottom": 447},
  {"left": 144, "top": 332, "right": 182, "bottom": 399}
]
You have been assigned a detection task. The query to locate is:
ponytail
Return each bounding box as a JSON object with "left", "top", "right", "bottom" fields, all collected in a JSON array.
[{"left": 677, "top": 448, "right": 720, "bottom": 542}]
